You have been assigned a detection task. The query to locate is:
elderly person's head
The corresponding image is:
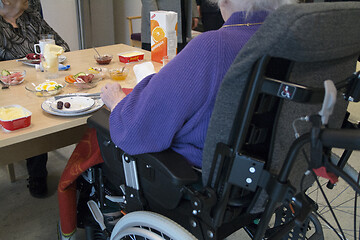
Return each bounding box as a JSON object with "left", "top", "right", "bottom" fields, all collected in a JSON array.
[{"left": 208, "top": 0, "right": 297, "bottom": 20}]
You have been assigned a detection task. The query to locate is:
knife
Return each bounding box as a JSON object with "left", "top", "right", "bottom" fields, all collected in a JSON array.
[
  {"left": 54, "top": 92, "right": 101, "bottom": 100},
  {"left": 16, "top": 58, "right": 40, "bottom": 64}
]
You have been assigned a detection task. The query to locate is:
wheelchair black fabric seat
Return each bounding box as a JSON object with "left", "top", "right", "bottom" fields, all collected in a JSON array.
[{"left": 202, "top": 2, "right": 360, "bottom": 213}]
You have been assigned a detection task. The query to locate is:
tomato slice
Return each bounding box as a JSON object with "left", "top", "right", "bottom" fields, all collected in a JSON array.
[{"left": 65, "top": 75, "right": 75, "bottom": 83}]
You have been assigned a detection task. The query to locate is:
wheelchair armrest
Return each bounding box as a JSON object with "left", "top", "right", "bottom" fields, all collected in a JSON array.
[
  {"left": 87, "top": 107, "right": 111, "bottom": 138},
  {"left": 87, "top": 107, "right": 199, "bottom": 186},
  {"left": 135, "top": 149, "right": 199, "bottom": 186}
]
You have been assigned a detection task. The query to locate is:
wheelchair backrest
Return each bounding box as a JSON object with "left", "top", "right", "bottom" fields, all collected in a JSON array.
[{"left": 202, "top": 2, "right": 360, "bottom": 198}]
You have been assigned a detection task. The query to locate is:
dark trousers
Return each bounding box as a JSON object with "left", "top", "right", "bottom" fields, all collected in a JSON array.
[{"left": 26, "top": 153, "right": 48, "bottom": 178}]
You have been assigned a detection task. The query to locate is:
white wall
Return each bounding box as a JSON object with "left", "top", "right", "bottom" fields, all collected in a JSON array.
[
  {"left": 41, "top": 0, "right": 79, "bottom": 51},
  {"left": 41, "top": 0, "right": 142, "bottom": 51}
]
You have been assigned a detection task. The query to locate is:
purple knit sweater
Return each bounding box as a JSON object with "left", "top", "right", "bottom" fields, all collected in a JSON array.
[{"left": 109, "top": 11, "right": 269, "bottom": 167}]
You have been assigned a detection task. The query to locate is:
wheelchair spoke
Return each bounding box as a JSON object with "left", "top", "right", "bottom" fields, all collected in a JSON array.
[{"left": 307, "top": 171, "right": 360, "bottom": 240}]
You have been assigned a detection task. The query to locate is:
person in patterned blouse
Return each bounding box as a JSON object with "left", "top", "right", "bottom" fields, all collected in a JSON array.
[
  {"left": 0, "top": 0, "right": 70, "bottom": 198},
  {"left": 0, "top": 0, "right": 69, "bottom": 61}
]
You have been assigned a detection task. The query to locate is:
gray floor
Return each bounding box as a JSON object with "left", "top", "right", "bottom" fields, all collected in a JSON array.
[
  {"left": 0, "top": 145, "right": 358, "bottom": 239},
  {"left": 0, "top": 145, "right": 75, "bottom": 239}
]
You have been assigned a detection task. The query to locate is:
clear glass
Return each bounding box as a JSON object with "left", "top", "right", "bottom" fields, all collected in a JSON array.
[
  {"left": 40, "top": 34, "right": 54, "bottom": 40},
  {"left": 41, "top": 54, "right": 59, "bottom": 79},
  {"left": 162, "top": 55, "right": 174, "bottom": 67}
]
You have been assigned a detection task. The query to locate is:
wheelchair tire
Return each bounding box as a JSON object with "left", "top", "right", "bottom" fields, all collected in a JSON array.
[{"left": 110, "top": 211, "right": 196, "bottom": 240}]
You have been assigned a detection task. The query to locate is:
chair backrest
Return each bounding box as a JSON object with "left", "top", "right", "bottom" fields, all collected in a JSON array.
[
  {"left": 127, "top": 16, "right": 142, "bottom": 48},
  {"left": 202, "top": 2, "right": 360, "bottom": 194}
]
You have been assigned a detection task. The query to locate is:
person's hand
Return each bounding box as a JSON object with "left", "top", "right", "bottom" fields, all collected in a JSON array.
[
  {"left": 192, "top": 17, "right": 199, "bottom": 30},
  {"left": 100, "top": 83, "right": 126, "bottom": 111}
]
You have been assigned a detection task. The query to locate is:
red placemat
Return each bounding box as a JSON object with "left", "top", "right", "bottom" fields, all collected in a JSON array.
[{"left": 122, "top": 88, "right": 133, "bottom": 95}]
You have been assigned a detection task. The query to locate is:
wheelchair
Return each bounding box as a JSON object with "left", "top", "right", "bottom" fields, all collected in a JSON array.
[{"left": 75, "top": 2, "right": 360, "bottom": 240}]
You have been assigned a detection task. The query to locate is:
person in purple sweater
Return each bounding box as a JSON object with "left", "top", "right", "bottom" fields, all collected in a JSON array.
[
  {"left": 101, "top": 0, "right": 297, "bottom": 168},
  {"left": 58, "top": 1, "right": 298, "bottom": 239}
]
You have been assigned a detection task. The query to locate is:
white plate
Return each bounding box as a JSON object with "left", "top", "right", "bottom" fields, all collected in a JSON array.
[
  {"left": 18, "top": 55, "right": 67, "bottom": 67},
  {"left": 50, "top": 96, "right": 95, "bottom": 113},
  {"left": 42, "top": 94, "right": 104, "bottom": 116}
]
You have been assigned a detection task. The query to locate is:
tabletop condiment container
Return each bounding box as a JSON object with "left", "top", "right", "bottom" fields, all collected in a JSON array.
[
  {"left": 0, "top": 105, "right": 32, "bottom": 131},
  {"left": 118, "top": 51, "right": 144, "bottom": 63}
]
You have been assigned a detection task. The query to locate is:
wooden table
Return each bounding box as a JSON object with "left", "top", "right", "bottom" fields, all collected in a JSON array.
[{"left": 0, "top": 44, "right": 161, "bottom": 182}]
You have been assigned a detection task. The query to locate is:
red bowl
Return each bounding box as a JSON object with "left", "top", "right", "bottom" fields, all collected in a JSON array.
[{"left": 0, "top": 105, "right": 32, "bottom": 131}]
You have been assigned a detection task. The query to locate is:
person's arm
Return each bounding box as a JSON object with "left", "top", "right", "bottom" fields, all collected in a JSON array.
[{"left": 192, "top": 0, "right": 199, "bottom": 29}]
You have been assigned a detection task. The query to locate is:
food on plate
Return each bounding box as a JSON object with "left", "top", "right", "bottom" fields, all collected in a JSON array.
[
  {"left": 1, "top": 69, "right": 26, "bottom": 85},
  {"left": 109, "top": 68, "right": 129, "bottom": 81},
  {"left": 65, "top": 73, "right": 94, "bottom": 84},
  {"left": 94, "top": 54, "right": 113, "bottom": 65},
  {"left": 76, "top": 74, "right": 94, "bottom": 83},
  {"left": 0, "top": 106, "right": 29, "bottom": 120},
  {"left": 26, "top": 53, "right": 40, "bottom": 60},
  {"left": 57, "top": 101, "right": 64, "bottom": 110},
  {"left": 65, "top": 75, "right": 75, "bottom": 83},
  {"left": 88, "top": 67, "right": 107, "bottom": 79},
  {"left": 34, "top": 80, "right": 63, "bottom": 91},
  {"left": 88, "top": 67, "right": 103, "bottom": 74},
  {"left": 2, "top": 70, "right": 10, "bottom": 76},
  {"left": 56, "top": 101, "right": 71, "bottom": 109},
  {"left": 74, "top": 72, "right": 86, "bottom": 78}
]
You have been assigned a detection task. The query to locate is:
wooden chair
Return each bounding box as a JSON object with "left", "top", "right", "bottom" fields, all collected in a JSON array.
[{"left": 127, "top": 16, "right": 142, "bottom": 48}]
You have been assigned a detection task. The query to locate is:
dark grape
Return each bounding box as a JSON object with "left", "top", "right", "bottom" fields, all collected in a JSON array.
[
  {"left": 64, "top": 102, "right": 71, "bottom": 108},
  {"left": 57, "top": 101, "right": 63, "bottom": 109}
]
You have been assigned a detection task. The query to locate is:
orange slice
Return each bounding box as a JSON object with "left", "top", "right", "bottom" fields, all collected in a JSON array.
[
  {"left": 151, "top": 19, "right": 159, "bottom": 33},
  {"left": 152, "top": 26, "right": 165, "bottom": 43},
  {"left": 65, "top": 75, "right": 76, "bottom": 83}
]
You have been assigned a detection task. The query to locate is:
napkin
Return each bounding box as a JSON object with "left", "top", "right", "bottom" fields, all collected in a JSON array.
[{"left": 133, "top": 61, "right": 155, "bottom": 83}]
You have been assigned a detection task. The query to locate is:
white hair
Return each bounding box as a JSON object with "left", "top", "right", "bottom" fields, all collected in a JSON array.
[{"left": 207, "top": 0, "right": 297, "bottom": 13}]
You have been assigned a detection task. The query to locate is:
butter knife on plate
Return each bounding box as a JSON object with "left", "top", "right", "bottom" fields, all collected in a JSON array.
[{"left": 54, "top": 92, "right": 101, "bottom": 101}]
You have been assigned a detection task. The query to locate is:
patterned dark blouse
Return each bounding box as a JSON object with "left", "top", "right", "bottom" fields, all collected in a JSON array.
[
  {"left": 0, "top": 10, "right": 70, "bottom": 61},
  {"left": 29, "top": 0, "right": 43, "bottom": 18}
]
